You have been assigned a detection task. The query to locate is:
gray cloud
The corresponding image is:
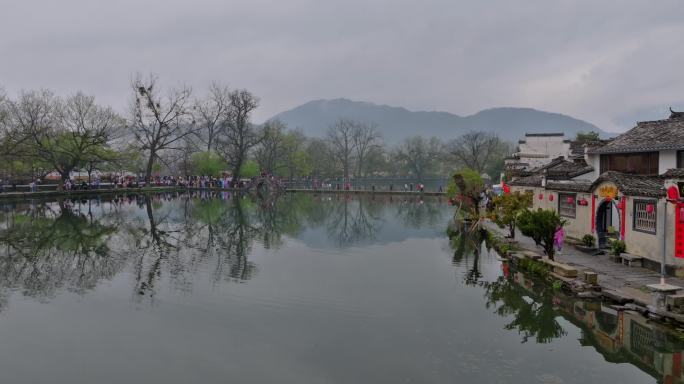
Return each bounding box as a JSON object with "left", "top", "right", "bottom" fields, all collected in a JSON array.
[{"left": 1, "top": 0, "right": 682, "bottom": 132}]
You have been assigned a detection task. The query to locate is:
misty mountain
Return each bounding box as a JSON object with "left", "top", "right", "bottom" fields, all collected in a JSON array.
[{"left": 269, "top": 98, "right": 607, "bottom": 144}]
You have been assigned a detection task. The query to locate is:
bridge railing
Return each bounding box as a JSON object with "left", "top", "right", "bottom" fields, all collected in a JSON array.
[{"left": 281, "top": 177, "right": 448, "bottom": 192}]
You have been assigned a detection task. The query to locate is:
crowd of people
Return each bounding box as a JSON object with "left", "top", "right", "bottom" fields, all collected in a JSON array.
[{"left": 1, "top": 173, "right": 446, "bottom": 194}]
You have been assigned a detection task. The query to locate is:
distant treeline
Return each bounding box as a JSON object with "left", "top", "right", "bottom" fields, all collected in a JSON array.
[{"left": 0, "top": 74, "right": 511, "bottom": 184}]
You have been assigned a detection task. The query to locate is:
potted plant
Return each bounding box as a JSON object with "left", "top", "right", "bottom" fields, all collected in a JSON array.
[
  {"left": 609, "top": 240, "right": 626, "bottom": 262},
  {"left": 576, "top": 234, "right": 597, "bottom": 254}
]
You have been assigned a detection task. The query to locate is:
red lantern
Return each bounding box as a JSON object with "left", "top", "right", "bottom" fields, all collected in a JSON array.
[
  {"left": 538, "top": 193, "right": 543, "bottom": 200},
  {"left": 566, "top": 196, "right": 574, "bottom": 204},
  {"left": 549, "top": 194, "right": 554, "bottom": 201},
  {"left": 669, "top": 186, "right": 681, "bottom": 201},
  {"left": 646, "top": 204, "right": 654, "bottom": 214}
]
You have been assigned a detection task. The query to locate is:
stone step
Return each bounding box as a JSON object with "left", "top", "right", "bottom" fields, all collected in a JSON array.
[
  {"left": 620, "top": 253, "right": 643, "bottom": 267},
  {"left": 601, "top": 289, "right": 634, "bottom": 304},
  {"left": 541, "top": 259, "right": 578, "bottom": 278},
  {"left": 583, "top": 271, "right": 598, "bottom": 285}
]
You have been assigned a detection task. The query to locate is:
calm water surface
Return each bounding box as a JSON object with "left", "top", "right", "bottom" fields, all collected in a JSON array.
[{"left": 0, "top": 192, "right": 681, "bottom": 383}]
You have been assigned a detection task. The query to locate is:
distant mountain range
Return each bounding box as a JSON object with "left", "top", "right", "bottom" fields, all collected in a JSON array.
[{"left": 268, "top": 98, "right": 607, "bottom": 144}]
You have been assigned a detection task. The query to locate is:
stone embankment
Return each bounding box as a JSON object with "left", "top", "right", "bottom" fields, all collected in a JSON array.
[{"left": 485, "top": 221, "right": 684, "bottom": 327}]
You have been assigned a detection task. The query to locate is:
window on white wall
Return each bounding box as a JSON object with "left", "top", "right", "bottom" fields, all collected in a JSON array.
[
  {"left": 633, "top": 199, "right": 657, "bottom": 234},
  {"left": 558, "top": 193, "right": 576, "bottom": 218}
]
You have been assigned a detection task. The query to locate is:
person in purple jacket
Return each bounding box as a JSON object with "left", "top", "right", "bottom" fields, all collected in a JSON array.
[{"left": 554, "top": 224, "right": 565, "bottom": 257}]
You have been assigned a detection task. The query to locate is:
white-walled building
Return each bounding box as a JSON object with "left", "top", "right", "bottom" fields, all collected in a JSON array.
[
  {"left": 510, "top": 110, "right": 684, "bottom": 276},
  {"left": 505, "top": 133, "right": 572, "bottom": 175}
]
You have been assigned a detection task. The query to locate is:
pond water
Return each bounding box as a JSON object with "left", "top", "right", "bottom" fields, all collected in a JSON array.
[{"left": 0, "top": 192, "right": 682, "bottom": 383}]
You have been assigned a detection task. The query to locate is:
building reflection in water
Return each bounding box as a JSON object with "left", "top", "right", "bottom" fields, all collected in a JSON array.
[{"left": 480, "top": 252, "right": 684, "bottom": 383}]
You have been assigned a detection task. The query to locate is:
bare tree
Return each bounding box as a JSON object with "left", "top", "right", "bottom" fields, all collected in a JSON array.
[
  {"left": 327, "top": 119, "right": 358, "bottom": 182},
  {"left": 449, "top": 131, "right": 505, "bottom": 174},
  {"left": 0, "top": 88, "right": 8, "bottom": 133},
  {"left": 254, "top": 119, "right": 286, "bottom": 174},
  {"left": 306, "top": 138, "right": 336, "bottom": 178},
  {"left": 215, "top": 89, "right": 260, "bottom": 183},
  {"left": 0, "top": 89, "right": 13, "bottom": 167},
  {"left": 194, "top": 82, "right": 231, "bottom": 152},
  {"left": 352, "top": 122, "right": 381, "bottom": 177},
  {"left": 5, "top": 90, "right": 59, "bottom": 161},
  {"left": 8, "top": 91, "right": 120, "bottom": 187},
  {"left": 361, "top": 145, "right": 389, "bottom": 177},
  {"left": 394, "top": 136, "right": 444, "bottom": 181},
  {"left": 130, "top": 74, "right": 194, "bottom": 181}
]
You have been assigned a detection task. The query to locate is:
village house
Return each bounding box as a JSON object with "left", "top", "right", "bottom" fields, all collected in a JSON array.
[
  {"left": 505, "top": 133, "right": 572, "bottom": 177},
  {"left": 509, "top": 109, "right": 684, "bottom": 276}
]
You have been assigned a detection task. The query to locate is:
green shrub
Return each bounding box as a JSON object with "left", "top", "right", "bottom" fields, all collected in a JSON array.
[
  {"left": 517, "top": 258, "right": 551, "bottom": 278},
  {"left": 517, "top": 209, "right": 566, "bottom": 260},
  {"left": 191, "top": 151, "right": 225, "bottom": 177},
  {"left": 610, "top": 240, "right": 626, "bottom": 256},
  {"left": 581, "top": 234, "right": 595, "bottom": 247},
  {"left": 491, "top": 192, "right": 533, "bottom": 239}
]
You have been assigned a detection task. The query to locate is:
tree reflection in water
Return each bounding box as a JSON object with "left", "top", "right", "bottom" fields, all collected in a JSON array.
[
  {"left": 0, "top": 199, "right": 119, "bottom": 301},
  {"left": 0, "top": 192, "right": 446, "bottom": 310},
  {"left": 447, "top": 225, "right": 566, "bottom": 344},
  {"left": 326, "top": 194, "right": 382, "bottom": 246},
  {"left": 483, "top": 274, "right": 566, "bottom": 344},
  {"left": 0, "top": 193, "right": 274, "bottom": 307},
  {"left": 133, "top": 192, "right": 264, "bottom": 300},
  {"left": 448, "top": 221, "right": 486, "bottom": 286},
  {"left": 395, "top": 196, "right": 443, "bottom": 228}
]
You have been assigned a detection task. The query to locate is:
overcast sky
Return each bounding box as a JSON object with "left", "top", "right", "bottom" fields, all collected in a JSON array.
[{"left": 1, "top": 0, "right": 683, "bottom": 132}]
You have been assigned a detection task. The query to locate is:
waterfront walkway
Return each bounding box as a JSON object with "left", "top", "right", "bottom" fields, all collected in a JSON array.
[
  {"left": 485, "top": 221, "right": 684, "bottom": 308},
  {"left": 0, "top": 186, "right": 446, "bottom": 200}
]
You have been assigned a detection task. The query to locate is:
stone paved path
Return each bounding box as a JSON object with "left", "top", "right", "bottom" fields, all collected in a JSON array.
[{"left": 485, "top": 221, "right": 684, "bottom": 305}]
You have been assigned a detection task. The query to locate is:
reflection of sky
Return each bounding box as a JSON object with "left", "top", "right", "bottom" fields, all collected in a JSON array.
[
  {"left": 297, "top": 199, "right": 452, "bottom": 248},
  {"left": 0, "top": 193, "right": 665, "bottom": 383}
]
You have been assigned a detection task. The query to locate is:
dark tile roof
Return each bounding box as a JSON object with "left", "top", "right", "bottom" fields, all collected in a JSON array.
[
  {"left": 529, "top": 157, "right": 566, "bottom": 173},
  {"left": 547, "top": 160, "right": 593, "bottom": 179},
  {"left": 568, "top": 166, "right": 594, "bottom": 179},
  {"left": 661, "top": 168, "right": 684, "bottom": 179},
  {"left": 527, "top": 158, "right": 594, "bottom": 180},
  {"left": 589, "top": 112, "right": 684, "bottom": 154},
  {"left": 590, "top": 171, "right": 664, "bottom": 198},
  {"left": 509, "top": 174, "right": 542, "bottom": 187},
  {"left": 546, "top": 180, "right": 593, "bottom": 192}
]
